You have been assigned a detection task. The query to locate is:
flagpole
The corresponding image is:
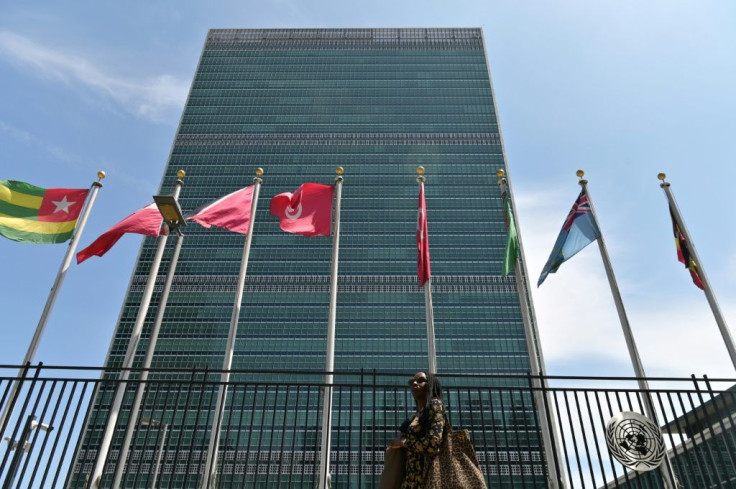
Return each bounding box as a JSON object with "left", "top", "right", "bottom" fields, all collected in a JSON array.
[
  {"left": 496, "top": 170, "right": 563, "bottom": 489},
  {"left": 318, "top": 167, "right": 344, "bottom": 489},
  {"left": 658, "top": 173, "right": 736, "bottom": 370},
  {"left": 201, "top": 168, "right": 263, "bottom": 489},
  {"left": 578, "top": 170, "right": 678, "bottom": 489},
  {"left": 417, "top": 166, "right": 437, "bottom": 374},
  {"left": 89, "top": 171, "right": 185, "bottom": 489},
  {"left": 0, "top": 171, "right": 105, "bottom": 435},
  {"left": 424, "top": 277, "right": 437, "bottom": 375},
  {"left": 111, "top": 171, "right": 188, "bottom": 489}
]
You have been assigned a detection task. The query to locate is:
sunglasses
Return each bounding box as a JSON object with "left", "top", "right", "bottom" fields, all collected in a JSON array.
[{"left": 407, "top": 377, "right": 428, "bottom": 386}]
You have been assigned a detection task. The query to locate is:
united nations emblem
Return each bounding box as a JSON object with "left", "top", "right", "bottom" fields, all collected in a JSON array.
[{"left": 605, "top": 411, "right": 666, "bottom": 472}]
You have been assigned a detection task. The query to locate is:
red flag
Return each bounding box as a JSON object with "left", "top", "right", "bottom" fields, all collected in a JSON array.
[
  {"left": 76, "top": 203, "right": 164, "bottom": 263},
  {"left": 188, "top": 186, "right": 254, "bottom": 234},
  {"left": 270, "top": 183, "right": 333, "bottom": 237},
  {"left": 417, "top": 184, "right": 431, "bottom": 287}
]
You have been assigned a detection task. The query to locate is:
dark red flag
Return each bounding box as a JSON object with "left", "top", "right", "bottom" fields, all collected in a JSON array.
[
  {"left": 670, "top": 208, "right": 704, "bottom": 289},
  {"left": 76, "top": 203, "right": 164, "bottom": 263},
  {"left": 269, "top": 183, "right": 333, "bottom": 237},
  {"left": 188, "top": 186, "right": 254, "bottom": 234},
  {"left": 417, "top": 184, "right": 431, "bottom": 287}
]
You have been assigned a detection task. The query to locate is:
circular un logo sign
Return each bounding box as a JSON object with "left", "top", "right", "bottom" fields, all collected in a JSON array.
[{"left": 605, "top": 411, "right": 666, "bottom": 472}]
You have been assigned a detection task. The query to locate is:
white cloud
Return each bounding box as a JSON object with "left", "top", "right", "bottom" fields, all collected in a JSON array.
[
  {"left": 516, "top": 186, "right": 736, "bottom": 379},
  {"left": 0, "top": 121, "right": 155, "bottom": 191},
  {"left": 0, "top": 121, "right": 84, "bottom": 169},
  {"left": 0, "top": 30, "right": 188, "bottom": 123}
]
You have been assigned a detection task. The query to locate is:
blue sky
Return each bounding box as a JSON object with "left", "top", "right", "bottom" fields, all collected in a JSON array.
[{"left": 1, "top": 1, "right": 734, "bottom": 379}]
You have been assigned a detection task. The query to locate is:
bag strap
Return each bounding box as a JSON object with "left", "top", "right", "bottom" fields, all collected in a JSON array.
[{"left": 442, "top": 411, "right": 452, "bottom": 435}]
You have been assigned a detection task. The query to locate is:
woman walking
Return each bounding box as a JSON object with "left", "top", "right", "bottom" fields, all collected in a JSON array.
[{"left": 385, "top": 371, "right": 446, "bottom": 488}]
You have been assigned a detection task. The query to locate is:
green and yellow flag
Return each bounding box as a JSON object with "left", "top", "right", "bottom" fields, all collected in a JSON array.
[
  {"left": 0, "top": 180, "right": 89, "bottom": 244},
  {"left": 502, "top": 190, "right": 519, "bottom": 276}
]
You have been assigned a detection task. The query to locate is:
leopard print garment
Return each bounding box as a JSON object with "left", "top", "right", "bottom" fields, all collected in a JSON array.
[
  {"left": 423, "top": 430, "right": 488, "bottom": 489},
  {"left": 400, "top": 398, "right": 446, "bottom": 489}
]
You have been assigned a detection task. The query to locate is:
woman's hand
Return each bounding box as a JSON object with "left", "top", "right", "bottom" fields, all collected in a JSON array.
[{"left": 386, "top": 438, "right": 405, "bottom": 450}]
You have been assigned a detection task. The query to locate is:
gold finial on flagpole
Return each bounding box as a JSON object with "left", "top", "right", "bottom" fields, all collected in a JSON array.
[
  {"left": 496, "top": 169, "right": 505, "bottom": 178},
  {"left": 576, "top": 169, "right": 587, "bottom": 186},
  {"left": 95, "top": 171, "right": 106, "bottom": 187},
  {"left": 658, "top": 172, "right": 670, "bottom": 188},
  {"left": 176, "top": 170, "right": 186, "bottom": 188},
  {"left": 254, "top": 167, "right": 264, "bottom": 183},
  {"left": 335, "top": 166, "right": 344, "bottom": 183},
  {"left": 417, "top": 165, "right": 425, "bottom": 183}
]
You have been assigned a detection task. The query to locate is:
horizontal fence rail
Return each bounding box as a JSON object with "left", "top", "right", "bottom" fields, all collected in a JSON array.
[{"left": 0, "top": 365, "right": 734, "bottom": 488}]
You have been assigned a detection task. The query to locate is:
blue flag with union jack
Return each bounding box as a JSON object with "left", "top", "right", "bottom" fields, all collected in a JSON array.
[{"left": 538, "top": 189, "right": 601, "bottom": 286}]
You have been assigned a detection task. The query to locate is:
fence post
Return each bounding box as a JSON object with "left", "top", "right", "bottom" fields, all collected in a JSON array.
[
  {"left": 358, "top": 368, "right": 364, "bottom": 488},
  {"left": 372, "top": 368, "right": 376, "bottom": 482},
  {"left": 0, "top": 363, "right": 43, "bottom": 477},
  {"left": 692, "top": 374, "right": 731, "bottom": 486},
  {"left": 2, "top": 414, "right": 36, "bottom": 489},
  {"left": 527, "top": 371, "right": 565, "bottom": 488},
  {"left": 0, "top": 362, "right": 33, "bottom": 437},
  {"left": 702, "top": 375, "right": 736, "bottom": 470}
]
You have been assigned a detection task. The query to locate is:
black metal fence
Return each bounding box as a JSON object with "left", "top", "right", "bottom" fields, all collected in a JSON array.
[{"left": 1, "top": 364, "right": 734, "bottom": 488}]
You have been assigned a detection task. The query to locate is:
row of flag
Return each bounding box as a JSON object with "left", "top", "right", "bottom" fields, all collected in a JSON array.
[
  {"left": 79, "top": 181, "right": 333, "bottom": 262},
  {"left": 0, "top": 179, "right": 335, "bottom": 258},
  {"left": 0, "top": 177, "right": 704, "bottom": 290},
  {"left": 1, "top": 171, "right": 724, "bottom": 382},
  {"left": 527, "top": 187, "right": 703, "bottom": 289}
]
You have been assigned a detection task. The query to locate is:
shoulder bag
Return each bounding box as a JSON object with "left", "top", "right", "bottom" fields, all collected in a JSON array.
[
  {"left": 378, "top": 446, "right": 406, "bottom": 489},
  {"left": 423, "top": 418, "right": 487, "bottom": 489}
]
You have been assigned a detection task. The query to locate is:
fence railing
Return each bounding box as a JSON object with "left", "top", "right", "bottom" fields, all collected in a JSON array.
[{"left": 1, "top": 364, "right": 734, "bottom": 488}]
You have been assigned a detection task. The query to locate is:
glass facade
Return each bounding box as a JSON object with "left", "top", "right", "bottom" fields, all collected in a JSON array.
[{"left": 71, "top": 28, "right": 546, "bottom": 488}]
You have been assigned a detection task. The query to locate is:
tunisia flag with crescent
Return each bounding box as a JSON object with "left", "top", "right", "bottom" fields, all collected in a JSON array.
[{"left": 269, "top": 183, "right": 333, "bottom": 237}]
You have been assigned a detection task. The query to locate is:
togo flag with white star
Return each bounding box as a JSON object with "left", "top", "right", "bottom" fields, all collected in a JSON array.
[{"left": 0, "top": 180, "right": 89, "bottom": 244}]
